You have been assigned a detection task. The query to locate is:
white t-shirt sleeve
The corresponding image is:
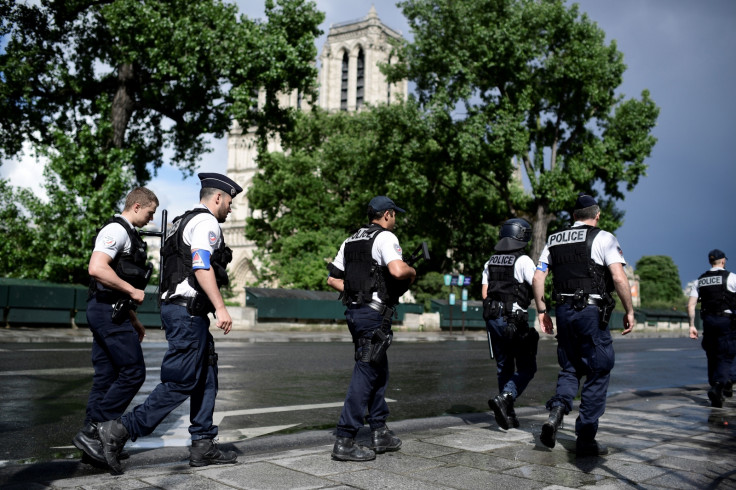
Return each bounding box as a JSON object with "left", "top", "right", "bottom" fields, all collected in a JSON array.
[
  {"left": 331, "top": 241, "right": 346, "bottom": 272},
  {"left": 184, "top": 213, "right": 220, "bottom": 254},
  {"left": 728, "top": 273, "right": 736, "bottom": 293},
  {"left": 93, "top": 222, "right": 130, "bottom": 259},
  {"left": 593, "top": 230, "right": 626, "bottom": 267},
  {"left": 537, "top": 244, "right": 551, "bottom": 268},
  {"left": 481, "top": 259, "right": 491, "bottom": 285},
  {"left": 373, "top": 231, "right": 403, "bottom": 266},
  {"left": 515, "top": 255, "right": 536, "bottom": 285}
]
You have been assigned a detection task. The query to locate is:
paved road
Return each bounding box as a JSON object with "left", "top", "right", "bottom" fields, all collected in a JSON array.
[{"left": 0, "top": 334, "right": 706, "bottom": 464}]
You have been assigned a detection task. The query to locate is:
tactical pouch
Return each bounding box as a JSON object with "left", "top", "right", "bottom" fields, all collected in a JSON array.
[
  {"left": 355, "top": 337, "right": 372, "bottom": 363},
  {"left": 483, "top": 298, "right": 502, "bottom": 321},
  {"left": 572, "top": 289, "right": 587, "bottom": 311},
  {"left": 111, "top": 299, "right": 136, "bottom": 324}
]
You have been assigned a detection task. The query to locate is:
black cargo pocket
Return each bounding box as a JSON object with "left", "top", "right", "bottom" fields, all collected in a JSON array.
[
  {"left": 160, "top": 339, "right": 201, "bottom": 385},
  {"left": 591, "top": 332, "right": 615, "bottom": 373}
]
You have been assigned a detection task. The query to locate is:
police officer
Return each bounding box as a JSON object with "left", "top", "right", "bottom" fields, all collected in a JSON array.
[
  {"left": 98, "top": 173, "right": 242, "bottom": 474},
  {"left": 483, "top": 218, "right": 539, "bottom": 430},
  {"left": 532, "top": 193, "right": 634, "bottom": 457},
  {"left": 326, "top": 196, "right": 416, "bottom": 461},
  {"left": 687, "top": 249, "right": 736, "bottom": 407},
  {"left": 73, "top": 187, "right": 158, "bottom": 465}
]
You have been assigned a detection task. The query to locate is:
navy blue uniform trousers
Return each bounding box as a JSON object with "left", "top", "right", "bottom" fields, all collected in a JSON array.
[
  {"left": 546, "top": 304, "right": 615, "bottom": 442},
  {"left": 701, "top": 314, "right": 736, "bottom": 387},
  {"left": 85, "top": 296, "right": 146, "bottom": 424},
  {"left": 486, "top": 317, "right": 539, "bottom": 400},
  {"left": 335, "top": 305, "right": 390, "bottom": 439},
  {"left": 122, "top": 303, "right": 218, "bottom": 441}
]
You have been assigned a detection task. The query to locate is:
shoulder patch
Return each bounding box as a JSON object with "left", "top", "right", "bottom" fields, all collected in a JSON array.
[
  {"left": 208, "top": 231, "right": 217, "bottom": 245},
  {"left": 394, "top": 243, "right": 402, "bottom": 256},
  {"left": 617, "top": 246, "right": 624, "bottom": 257},
  {"left": 102, "top": 235, "right": 116, "bottom": 248}
]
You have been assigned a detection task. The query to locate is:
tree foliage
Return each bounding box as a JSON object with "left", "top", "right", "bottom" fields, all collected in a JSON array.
[
  {"left": 385, "top": 0, "right": 660, "bottom": 261},
  {"left": 246, "top": 0, "right": 659, "bottom": 299},
  {"left": 635, "top": 255, "right": 687, "bottom": 308},
  {"left": 0, "top": 0, "right": 323, "bottom": 283}
]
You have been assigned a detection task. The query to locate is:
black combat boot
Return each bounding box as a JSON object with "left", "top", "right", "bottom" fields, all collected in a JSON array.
[
  {"left": 97, "top": 418, "right": 129, "bottom": 474},
  {"left": 708, "top": 383, "right": 724, "bottom": 408},
  {"left": 73, "top": 422, "right": 105, "bottom": 464},
  {"left": 488, "top": 392, "right": 514, "bottom": 430},
  {"left": 575, "top": 439, "right": 609, "bottom": 457},
  {"left": 331, "top": 437, "right": 376, "bottom": 461},
  {"left": 189, "top": 438, "right": 238, "bottom": 467},
  {"left": 540, "top": 406, "right": 565, "bottom": 448},
  {"left": 370, "top": 425, "right": 402, "bottom": 453},
  {"left": 723, "top": 380, "right": 733, "bottom": 398}
]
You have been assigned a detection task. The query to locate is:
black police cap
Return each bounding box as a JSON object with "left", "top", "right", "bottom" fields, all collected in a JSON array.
[{"left": 198, "top": 173, "right": 243, "bottom": 197}]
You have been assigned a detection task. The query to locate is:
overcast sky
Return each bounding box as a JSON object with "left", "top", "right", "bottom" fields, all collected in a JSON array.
[{"left": 2, "top": 0, "right": 734, "bottom": 290}]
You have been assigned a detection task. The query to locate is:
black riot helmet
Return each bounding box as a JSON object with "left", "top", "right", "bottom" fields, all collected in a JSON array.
[{"left": 494, "top": 218, "right": 532, "bottom": 252}]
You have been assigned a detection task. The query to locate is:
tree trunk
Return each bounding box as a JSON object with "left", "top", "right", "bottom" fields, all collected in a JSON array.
[
  {"left": 111, "top": 62, "right": 135, "bottom": 149},
  {"left": 530, "top": 202, "right": 554, "bottom": 263}
]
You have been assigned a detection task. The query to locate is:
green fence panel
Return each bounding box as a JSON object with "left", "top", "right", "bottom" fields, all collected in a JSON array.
[
  {"left": 245, "top": 287, "right": 424, "bottom": 322},
  {"left": 4, "top": 281, "right": 76, "bottom": 326}
]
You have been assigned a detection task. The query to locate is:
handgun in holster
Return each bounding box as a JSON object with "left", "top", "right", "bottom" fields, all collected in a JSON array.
[
  {"left": 186, "top": 293, "right": 215, "bottom": 317},
  {"left": 111, "top": 299, "right": 137, "bottom": 324},
  {"left": 598, "top": 293, "right": 616, "bottom": 329}
]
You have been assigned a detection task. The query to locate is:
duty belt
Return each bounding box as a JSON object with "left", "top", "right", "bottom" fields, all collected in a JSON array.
[
  {"left": 367, "top": 300, "right": 395, "bottom": 318},
  {"left": 557, "top": 295, "right": 603, "bottom": 307},
  {"left": 164, "top": 297, "right": 190, "bottom": 308}
]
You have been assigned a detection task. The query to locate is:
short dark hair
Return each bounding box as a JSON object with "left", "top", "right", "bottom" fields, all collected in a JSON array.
[
  {"left": 124, "top": 187, "right": 158, "bottom": 210},
  {"left": 200, "top": 186, "right": 221, "bottom": 201},
  {"left": 573, "top": 205, "right": 600, "bottom": 221},
  {"left": 368, "top": 206, "right": 393, "bottom": 222}
]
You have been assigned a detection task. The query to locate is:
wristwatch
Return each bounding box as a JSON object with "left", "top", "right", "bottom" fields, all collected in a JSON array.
[{"left": 538, "top": 309, "right": 547, "bottom": 314}]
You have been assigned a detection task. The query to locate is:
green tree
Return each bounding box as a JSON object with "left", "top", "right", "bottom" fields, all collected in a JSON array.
[
  {"left": 385, "top": 0, "right": 660, "bottom": 261},
  {"left": 246, "top": 103, "right": 508, "bottom": 294},
  {"left": 636, "top": 255, "right": 687, "bottom": 309},
  {"left": 0, "top": 0, "right": 324, "bottom": 283}
]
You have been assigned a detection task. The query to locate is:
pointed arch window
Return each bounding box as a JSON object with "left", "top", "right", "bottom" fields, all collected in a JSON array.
[
  {"left": 340, "top": 52, "right": 349, "bottom": 111},
  {"left": 356, "top": 49, "right": 365, "bottom": 109}
]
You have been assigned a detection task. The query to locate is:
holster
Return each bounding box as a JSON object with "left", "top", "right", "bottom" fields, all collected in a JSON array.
[
  {"left": 369, "top": 328, "right": 392, "bottom": 363},
  {"left": 186, "top": 293, "right": 215, "bottom": 316},
  {"left": 598, "top": 293, "right": 616, "bottom": 329},
  {"left": 111, "top": 299, "right": 136, "bottom": 324},
  {"left": 208, "top": 342, "right": 218, "bottom": 366}
]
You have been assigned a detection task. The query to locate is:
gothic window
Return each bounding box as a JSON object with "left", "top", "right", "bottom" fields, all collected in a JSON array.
[
  {"left": 341, "top": 52, "right": 349, "bottom": 111},
  {"left": 356, "top": 49, "right": 365, "bottom": 109}
]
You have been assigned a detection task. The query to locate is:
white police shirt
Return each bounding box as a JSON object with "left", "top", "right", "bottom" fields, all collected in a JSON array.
[
  {"left": 331, "top": 227, "right": 403, "bottom": 304},
  {"left": 688, "top": 267, "right": 736, "bottom": 314},
  {"left": 93, "top": 214, "right": 134, "bottom": 259},
  {"left": 481, "top": 254, "right": 535, "bottom": 312},
  {"left": 537, "top": 222, "right": 626, "bottom": 298},
  {"left": 166, "top": 204, "right": 223, "bottom": 299}
]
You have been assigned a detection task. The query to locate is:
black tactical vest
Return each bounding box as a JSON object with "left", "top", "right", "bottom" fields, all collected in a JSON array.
[
  {"left": 342, "top": 224, "right": 396, "bottom": 306},
  {"left": 89, "top": 216, "right": 152, "bottom": 298},
  {"left": 486, "top": 250, "right": 532, "bottom": 311},
  {"left": 547, "top": 225, "right": 612, "bottom": 296},
  {"left": 697, "top": 269, "right": 736, "bottom": 315},
  {"left": 160, "top": 208, "right": 232, "bottom": 298}
]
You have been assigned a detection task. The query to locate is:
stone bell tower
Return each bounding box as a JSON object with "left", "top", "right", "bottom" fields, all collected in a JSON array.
[{"left": 224, "top": 8, "right": 407, "bottom": 305}]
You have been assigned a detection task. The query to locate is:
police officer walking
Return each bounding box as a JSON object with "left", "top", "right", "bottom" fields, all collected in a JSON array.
[
  {"left": 532, "top": 194, "right": 634, "bottom": 457},
  {"left": 687, "top": 249, "right": 736, "bottom": 407},
  {"left": 73, "top": 187, "right": 158, "bottom": 465},
  {"left": 97, "top": 173, "right": 242, "bottom": 474},
  {"left": 326, "top": 196, "right": 416, "bottom": 461},
  {"left": 483, "top": 218, "right": 539, "bottom": 430}
]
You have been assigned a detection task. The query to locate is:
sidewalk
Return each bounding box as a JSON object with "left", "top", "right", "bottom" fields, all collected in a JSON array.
[{"left": 1, "top": 384, "right": 734, "bottom": 489}]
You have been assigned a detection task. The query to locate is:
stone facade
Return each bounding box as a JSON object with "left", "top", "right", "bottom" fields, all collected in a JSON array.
[{"left": 224, "top": 8, "right": 407, "bottom": 305}]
